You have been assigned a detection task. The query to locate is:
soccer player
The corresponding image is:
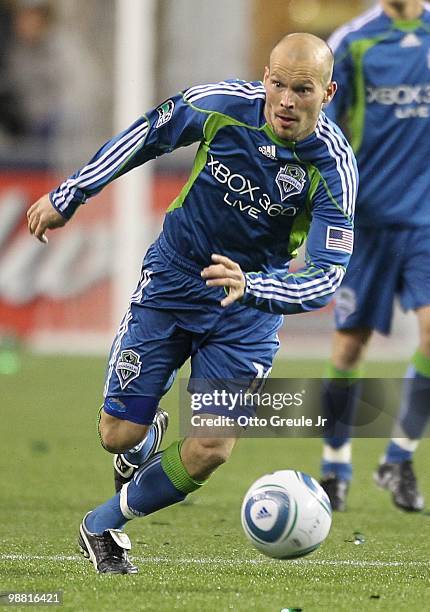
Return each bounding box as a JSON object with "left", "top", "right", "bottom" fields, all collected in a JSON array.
[
  {"left": 27, "top": 33, "right": 357, "bottom": 574},
  {"left": 320, "top": 0, "right": 430, "bottom": 512}
]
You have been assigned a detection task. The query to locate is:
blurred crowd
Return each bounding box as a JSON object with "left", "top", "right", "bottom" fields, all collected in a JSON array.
[
  {"left": 0, "top": 0, "right": 111, "bottom": 170},
  {"left": 0, "top": 0, "right": 368, "bottom": 172}
]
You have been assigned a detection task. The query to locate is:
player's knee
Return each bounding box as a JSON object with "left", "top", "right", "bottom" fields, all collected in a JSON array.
[
  {"left": 100, "top": 427, "right": 149, "bottom": 454},
  {"left": 191, "top": 439, "right": 233, "bottom": 471},
  {"left": 99, "top": 412, "right": 150, "bottom": 454},
  {"left": 99, "top": 424, "right": 125, "bottom": 453},
  {"left": 332, "top": 329, "right": 372, "bottom": 370},
  {"left": 418, "top": 328, "right": 430, "bottom": 357},
  {"left": 416, "top": 306, "right": 430, "bottom": 356},
  {"left": 99, "top": 428, "right": 125, "bottom": 454}
]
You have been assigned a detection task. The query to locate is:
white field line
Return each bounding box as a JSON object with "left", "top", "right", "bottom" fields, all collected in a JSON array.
[{"left": 1, "top": 554, "right": 429, "bottom": 567}]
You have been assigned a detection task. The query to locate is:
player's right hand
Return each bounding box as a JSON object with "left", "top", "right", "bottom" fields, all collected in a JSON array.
[
  {"left": 201, "top": 254, "right": 246, "bottom": 307},
  {"left": 27, "top": 193, "right": 67, "bottom": 243}
]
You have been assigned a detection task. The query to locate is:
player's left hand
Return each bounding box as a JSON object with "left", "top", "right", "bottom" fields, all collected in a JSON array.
[{"left": 201, "top": 254, "right": 245, "bottom": 307}]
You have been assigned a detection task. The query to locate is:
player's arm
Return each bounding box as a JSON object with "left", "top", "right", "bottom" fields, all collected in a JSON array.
[
  {"left": 201, "top": 204, "right": 354, "bottom": 314},
  {"left": 241, "top": 216, "right": 352, "bottom": 315},
  {"left": 204, "top": 130, "right": 358, "bottom": 313},
  {"left": 27, "top": 91, "right": 207, "bottom": 241},
  {"left": 237, "top": 157, "right": 357, "bottom": 315}
]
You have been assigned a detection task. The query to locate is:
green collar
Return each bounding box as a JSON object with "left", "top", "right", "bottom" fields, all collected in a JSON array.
[
  {"left": 262, "top": 123, "right": 296, "bottom": 148},
  {"left": 393, "top": 18, "right": 422, "bottom": 32}
]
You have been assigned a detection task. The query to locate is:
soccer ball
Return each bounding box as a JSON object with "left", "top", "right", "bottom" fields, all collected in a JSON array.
[{"left": 241, "top": 469, "right": 332, "bottom": 559}]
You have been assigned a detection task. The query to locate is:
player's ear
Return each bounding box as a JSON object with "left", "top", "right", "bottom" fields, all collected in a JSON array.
[
  {"left": 263, "top": 66, "right": 270, "bottom": 83},
  {"left": 323, "top": 81, "right": 337, "bottom": 105}
]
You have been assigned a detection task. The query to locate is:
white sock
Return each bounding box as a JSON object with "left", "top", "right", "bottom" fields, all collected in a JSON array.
[{"left": 323, "top": 442, "right": 352, "bottom": 463}]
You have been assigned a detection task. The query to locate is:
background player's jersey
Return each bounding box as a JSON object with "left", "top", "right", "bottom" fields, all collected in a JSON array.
[
  {"left": 327, "top": 3, "right": 430, "bottom": 228},
  {"left": 50, "top": 80, "right": 357, "bottom": 316}
]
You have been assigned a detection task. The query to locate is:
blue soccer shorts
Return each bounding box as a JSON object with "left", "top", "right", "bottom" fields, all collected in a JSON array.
[
  {"left": 103, "top": 234, "right": 282, "bottom": 425},
  {"left": 334, "top": 225, "right": 430, "bottom": 335}
]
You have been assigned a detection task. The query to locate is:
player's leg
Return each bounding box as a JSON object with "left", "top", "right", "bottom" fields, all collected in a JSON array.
[
  {"left": 99, "top": 406, "right": 169, "bottom": 492},
  {"left": 107, "top": 409, "right": 169, "bottom": 492},
  {"left": 95, "top": 263, "right": 174, "bottom": 492},
  {"left": 103, "top": 303, "right": 281, "bottom": 567},
  {"left": 79, "top": 243, "right": 253, "bottom": 573},
  {"left": 373, "top": 226, "right": 430, "bottom": 511},
  {"left": 80, "top": 315, "right": 192, "bottom": 574},
  {"left": 100, "top": 319, "right": 183, "bottom": 492},
  {"left": 180, "top": 434, "right": 238, "bottom": 480},
  {"left": 83, "top": 358, "right": 244, "bottom": 574},
  {"left": 320, "top": 227, "right": 400, "bottom": 510},
  {"left": 79, "top": 428, "right": 241, "bottom": 572},
  {"left": 85, "top": 302, "right": 192, "bottom": 516},
  {"left": 99, "top": 410, "right": 152, "bottom": 453},
  {"left": 120, "top": 429, "right": 240, "bottom": 524},
  {"left": 320, "top": 327, "right": 372, "bottom": 510},
  {"left": 375, "top": 307, "right": 430, "bottom": 512},
  {"left": 79, "top": 251, "right": 204, "bottom": 572}
]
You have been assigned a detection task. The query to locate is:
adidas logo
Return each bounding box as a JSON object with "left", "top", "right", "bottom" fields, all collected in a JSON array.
[
  {"left": 258, "top": 145, "right": 277, "bottom": 160},
  {"left": 400, "top": 33, "right": 421, "bottom": 48},
  {"left": 255, "top": 505, "right": 272, "bottom": 520}
]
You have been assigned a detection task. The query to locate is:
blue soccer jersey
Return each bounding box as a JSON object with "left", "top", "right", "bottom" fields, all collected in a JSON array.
[
  {"left": 326, "top": 3, "right": 430, "bottom": 228},
  {"left": 50, "top": 80, "right": 357, "bottom": 316}
]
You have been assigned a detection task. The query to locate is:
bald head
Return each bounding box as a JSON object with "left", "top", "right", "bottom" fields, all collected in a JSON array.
[
  {"left": 270, "top": 33, "right": 334, "bottom": 87},
  {"left": 263, "top": 32, "right": 337, "bottom": 141}
]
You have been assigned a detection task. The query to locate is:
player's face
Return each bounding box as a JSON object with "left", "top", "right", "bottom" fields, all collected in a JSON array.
[{"left": 263, "top": 59, "right": 335, "bottom": 142}]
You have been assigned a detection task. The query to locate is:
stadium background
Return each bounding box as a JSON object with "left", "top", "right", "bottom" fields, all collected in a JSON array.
[
  {"left": 0, "top": 0, "right": 416, "bottom": 359},
  {"left": 2, "top": 3, "right": 429, "bottom": 610}
]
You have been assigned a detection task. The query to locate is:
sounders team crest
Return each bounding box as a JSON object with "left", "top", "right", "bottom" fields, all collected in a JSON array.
[
  {"left": 115, "top": 349, "right": 142, "bottom": 389},
  {"left": 276, "top": 164, "right": 306, "bottom": 201}
]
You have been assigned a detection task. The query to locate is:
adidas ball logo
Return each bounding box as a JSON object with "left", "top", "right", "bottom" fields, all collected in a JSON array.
[
  {"left": 258, "top": 145, "right": 277, "bottom": 160},
  {"left": 255, "top": 505, "right": 272, "bottom": 520}
]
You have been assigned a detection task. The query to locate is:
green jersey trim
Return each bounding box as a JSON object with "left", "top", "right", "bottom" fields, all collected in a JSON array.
[
  {"left": 293, "top": 150, "right": 353, "bottom": 225},
  {"left": 345, "top": 18, "right": 428, "bottom": 153},
  {"left": 348, "top": 35, "right": 389, "bottom": 153},
  {"left": 261, "top": 123, "right": 296, "bottom": 148},
  {"left": 166, "top": 138, "right": 210, "bottom": 213},
  {"left": 167, "top": 97, "right": 296, "bottom": 213},
  {"left": 287, "top": 165, "right": 319, "bottom": 257}
]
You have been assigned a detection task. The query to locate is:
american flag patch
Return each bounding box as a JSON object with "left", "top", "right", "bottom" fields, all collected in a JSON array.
[{"left": 325, "top": 226, "right": 354, "bottom": 254}]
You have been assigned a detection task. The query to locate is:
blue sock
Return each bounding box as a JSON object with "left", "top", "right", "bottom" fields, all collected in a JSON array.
[
  {"left": 85, "top": 493, "right": 127, "bottom": 533},
  {"left": 124, "top": 454, "right": 186, "bottom": 517},
  {"left": 385, "top": 440, "right": 412, "bottom": 464},
  {"left": 85, "top": 441, "right": 204, "bottom": 533},
  {"left": 123, "top": 426, "right": 156, "bottom": 466},
  {"left": 320, "top": 364, "right": 360, "bottom": 481},
  {"left": 321, "top": 460, "right": 352, "bottom": 481},
  {"left": 322, "top": 365, "right": 361, "bottom": 448},
  {"left": 124, "top": 442, "right": 203, "bottom": 517},
  {"left": 385, "top": 352, "right": 430, "bottom": 463},
  {"left": 398, "top": 363, "right": 430, "bottom": 440}
]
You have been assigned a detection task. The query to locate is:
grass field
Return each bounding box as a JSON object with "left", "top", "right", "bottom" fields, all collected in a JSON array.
[{"left": 1, "top": 354, "right": 429, "bottom": 611}]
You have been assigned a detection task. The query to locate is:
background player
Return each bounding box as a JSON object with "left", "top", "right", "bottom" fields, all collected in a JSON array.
[
  {"left": 27, "top": 33, "right": 357, "bottom": 574},
  {"left": 320, "top": 0, "right": 430, "bottom": 512}
]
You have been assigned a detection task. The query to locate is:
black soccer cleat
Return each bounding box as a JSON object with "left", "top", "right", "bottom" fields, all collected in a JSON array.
[
  {"left": 320, "top": 474, "right": 349, "bottom": 512},
  {"left": 374, "top": 460, "right": 424, "bottom": 512},
  {"left": 78, "top": 512, "right": 138, "bottom": 574},
  {"left": 113, "top": 408, "right": 169, "bottom": 493}
]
